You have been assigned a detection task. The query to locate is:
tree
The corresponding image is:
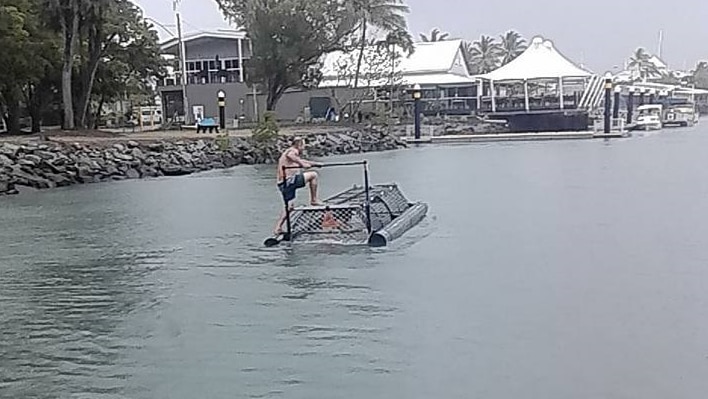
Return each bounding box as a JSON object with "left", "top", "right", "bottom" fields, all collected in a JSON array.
[
  {"left": 0, "top": 0, "right": 60, "bottom": 135},
  {"left": 419, "top": 27, "right": 449, "bottom": 42},
  {"left": 693, "top": 61, "right": 708, "bottom": 89},
  {"left": 468, "top": 35, "right": 501, "bottom": 74},
  {"left": 217, "top": 0, "right": 359, "bottom": 111},
  {"left": 330, "top": 37, "right": 404, "bottom": 114},
  {"left": 44, "top": 0, "right": 81, "bottom": 130},
  {"left": 82, "top": 0, "right": 165, "bottom": 128},
  {"left": 350, "top": 0, "right": 410, "bottom": 89},
  {"left": 628, "top": 47, "right": 662, "bottom": 81},
  {"left": 499, "top": 30, "right": 526, "bottom": 65}
]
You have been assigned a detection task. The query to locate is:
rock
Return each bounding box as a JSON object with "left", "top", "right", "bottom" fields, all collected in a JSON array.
[
  {"left": 113, "top": 143, "right": 126, "bottom": 152},
  {"left": 1, "top": 143, "right": 21, "bottom": 156},
  {"left": 127, "top": 140, "right": 140, "bottom": 148},
  {"left": 139, "top": 166, "right": 160, "bottom": 178},
  {"left": 35, "top": 150, "right": 56, "bottom": 160},
  {"left": 160, "top": 163, "right": 192, "bottom": 176},
  {"left": 114, "top": 153, "right": 133, "bottom": 162},
  {"left": 126, "top": 169, "right": 140, "bottom": 179},
  {"left": 0, "top": 181, "right": 18, "bottom": 195},
  {"left": 22, "top": 154, "right": 43, "bottom": 165},
  {"left": 104, "top": 165, "right": 120, "bottom": 176},
  {"left": 10, "top": 167, "right": 54, "bottom": 189},
  {"left": 0, "top": 154, "right": 14, "bottom": 167},
  {"left": 18, "top": 159, "right": 37, "bottom": 168},
  {"left": 45, "top": 173, "right": 73, "bottom": 187},
  {"left": 131, "top": 148, "right": 145, "bottom": 160}
]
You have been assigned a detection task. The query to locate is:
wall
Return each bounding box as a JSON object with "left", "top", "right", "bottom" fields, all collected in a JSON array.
[
  {"left": 184, "top": 37, "right": 252, "bottom": 60},
  {"left": 244, "top": 87, "right": 370, "bottom": 121},
  {"left": 186, "top": 83, "right": 252, "bottom": 125}
]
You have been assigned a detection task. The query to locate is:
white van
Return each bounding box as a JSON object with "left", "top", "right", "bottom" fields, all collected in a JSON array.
[{"left": 137, "top": 107, "right": 163, "bottom": 126}]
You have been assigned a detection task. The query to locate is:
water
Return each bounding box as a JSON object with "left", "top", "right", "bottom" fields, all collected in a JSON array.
[{"left": 2, "top": 126, "right": 708, "bottom": 398}]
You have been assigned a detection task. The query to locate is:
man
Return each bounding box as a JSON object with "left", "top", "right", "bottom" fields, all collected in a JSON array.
[{"left": 273, "top": 136, "right": 324, "bottom": 235}]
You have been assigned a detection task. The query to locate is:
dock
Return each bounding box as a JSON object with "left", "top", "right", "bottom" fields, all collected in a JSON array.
[{"left": 402, "top": 131, "right": 613, "bottom": 144}]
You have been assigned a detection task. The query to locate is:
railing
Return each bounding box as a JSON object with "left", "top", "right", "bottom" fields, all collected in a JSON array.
[{"left": 592, "top": 117, "right": 627, "bottom": 133}]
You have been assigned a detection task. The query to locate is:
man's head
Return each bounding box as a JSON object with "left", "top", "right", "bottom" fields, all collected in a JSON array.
[{"left": 291, "top": 136, "right": 305, "bottom": 151}]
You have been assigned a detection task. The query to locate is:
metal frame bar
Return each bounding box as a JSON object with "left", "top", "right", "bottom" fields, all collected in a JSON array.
[{"left": 281, "top": 160, "right": 372, "bottom": 241}]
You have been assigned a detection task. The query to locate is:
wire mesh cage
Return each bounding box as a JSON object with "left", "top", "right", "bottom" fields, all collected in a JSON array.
[
  {"left": 285, "top": 184, "right": 413, "bottom": 245},
  {"left": 289, "top": 204, "right": 371, "bottom": 244}
]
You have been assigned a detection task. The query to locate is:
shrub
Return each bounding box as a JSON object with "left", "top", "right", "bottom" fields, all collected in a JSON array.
[{"left": 252, "top": 111, "right": 279, "bottom": 143}]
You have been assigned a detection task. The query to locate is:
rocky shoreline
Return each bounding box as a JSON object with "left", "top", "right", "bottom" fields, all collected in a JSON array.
[{"left": 0, "top": 129, "right": 406, "bottom": 196}]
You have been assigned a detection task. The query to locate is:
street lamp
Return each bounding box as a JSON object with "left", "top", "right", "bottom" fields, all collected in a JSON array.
[
  {"left": 412, "top": 84, "right": 422, "bottom": 140},
  {"left": 603, "top": 72, "right": 613, "bottom": 134},
  {"left": 217, "top": 90, "right": 226, "bottom": 130}
]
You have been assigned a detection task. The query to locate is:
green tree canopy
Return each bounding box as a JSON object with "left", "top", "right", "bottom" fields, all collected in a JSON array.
[{"left": 216, "top": 0, "right": 360, "bottom": 111}]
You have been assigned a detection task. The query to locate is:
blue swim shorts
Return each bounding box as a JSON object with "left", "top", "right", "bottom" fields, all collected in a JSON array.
[{"left": 278, "top": 173, "right": 306, "bottom": 202}]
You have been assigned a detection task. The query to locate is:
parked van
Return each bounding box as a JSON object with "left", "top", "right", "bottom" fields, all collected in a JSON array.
[{"left": 135, "top": 106, "right": 162, "bottom": 126}]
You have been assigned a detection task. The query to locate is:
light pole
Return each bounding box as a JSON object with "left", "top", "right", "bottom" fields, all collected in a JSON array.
[
  {"left": 412, "top": 83, "right": 421, "bottom": 140},
  {"left": 173, "top": 0, "right": 189, "bottom": 126},
  {"left": 218, "top": 90, "right": 226, "bottom": 130},
  {"left": 603, "top": 72, "right": 613, "bottom": 134}
]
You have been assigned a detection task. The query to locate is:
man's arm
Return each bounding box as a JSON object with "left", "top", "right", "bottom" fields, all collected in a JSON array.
[{"left": 286, "top": 149, "right": 321, "bottom": 168}]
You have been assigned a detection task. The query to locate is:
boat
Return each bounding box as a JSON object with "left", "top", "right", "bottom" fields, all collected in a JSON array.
[
  {"left": 663, "top": 103, "right": 699, "bottom": 127},
  {"left": 632, "top": 104, "right": 663, "bottom": 131},
  {"left": 264, "top": 160, "right": 428, "bottom": 248}
]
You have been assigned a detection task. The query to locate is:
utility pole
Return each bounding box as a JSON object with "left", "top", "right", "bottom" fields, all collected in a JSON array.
[{"left": 174, "top": 0, "right": 189, "bottom": 125}]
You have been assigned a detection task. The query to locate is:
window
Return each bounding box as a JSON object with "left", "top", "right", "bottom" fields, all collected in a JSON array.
[{"left": 185, "top": 57, "right": 242, "bottom": 84}]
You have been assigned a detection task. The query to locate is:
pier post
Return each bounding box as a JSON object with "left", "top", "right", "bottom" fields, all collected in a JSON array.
[
  {"left": 639, "top": 88, "right": 645, "bottom": 106},
  {"left": 217, "top": 90, "right": 226, "bottom": 130},
  {"left": 626, "top": 87, "right": 635, "bottom": 125},
  {"left": 613, "top": 86, "right": 621, "bottom": 120},
  {"left": 412, "top": 84, "right": 421, "bottom": 140},
  {"left": 648, "top": 89, "right": 656, "bottom": 104},
  {"left": 604, "top": 73, "right": 612, "bottom": 134}
]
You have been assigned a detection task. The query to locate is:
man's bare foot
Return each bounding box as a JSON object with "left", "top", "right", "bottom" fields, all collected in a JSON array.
[
  {"left": 274, "top": 228, "right": 283, "bottom": 236},
  {"left": 310, "top": 200, "right": 325, "bottom": 206}
]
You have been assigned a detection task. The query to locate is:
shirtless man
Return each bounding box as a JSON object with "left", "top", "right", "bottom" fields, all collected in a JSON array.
[{"left": 273, "top": 136, "right": 324, "bottom": 235}]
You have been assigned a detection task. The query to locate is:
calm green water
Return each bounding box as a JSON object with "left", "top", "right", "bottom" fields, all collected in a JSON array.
[{"left": 2, "top": 126, "right": 708, "bottom": 398}]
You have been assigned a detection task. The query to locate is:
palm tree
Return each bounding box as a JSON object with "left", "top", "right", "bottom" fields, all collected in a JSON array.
[
  {"left": 628, "top": 47, "right": 661, "bottom": 80},
  {"left": 499, "top": 30, "right": 527, "bottom": 65},
  {"left": 352, "top": 0, "right": 410, "bottom": 89},
  {"left": 468, "top": 35, "right": 501, "bottom": 74},
  {"left": 419, "top": 28, "right": 449, "bottom": 42}
]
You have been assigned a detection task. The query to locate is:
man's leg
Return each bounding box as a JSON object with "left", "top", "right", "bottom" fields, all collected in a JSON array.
[
  {"left": 303, "top": 171, "right": 323, "bottom": 205},
  {"left": 274, "top": 201, "right": 294, "bottom": 235}
]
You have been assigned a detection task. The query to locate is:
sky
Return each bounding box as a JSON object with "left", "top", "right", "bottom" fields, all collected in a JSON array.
[{"left": 134, "top": 0, "right": 708, "bottom": 73}]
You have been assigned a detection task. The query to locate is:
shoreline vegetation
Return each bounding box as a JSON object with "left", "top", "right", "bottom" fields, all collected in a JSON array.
[{"left": 0, "top": 128, "right": 406, "bottom": 197}]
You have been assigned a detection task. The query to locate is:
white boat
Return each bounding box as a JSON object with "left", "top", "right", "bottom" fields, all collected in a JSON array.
[
  {"left": 663, "top": 103, "right": 699, "bottom": 127},
  {"left": 633, "top": 104, "right": 663, "bottom": 131}
]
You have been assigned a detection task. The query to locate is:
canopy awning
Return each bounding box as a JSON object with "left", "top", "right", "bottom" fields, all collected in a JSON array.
[{"left": 477, "top": 36, "right": 593, "bottom": 82}]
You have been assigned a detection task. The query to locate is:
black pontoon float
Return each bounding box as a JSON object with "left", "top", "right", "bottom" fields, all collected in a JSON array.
[{"left": 264, "top": 160, "right": 428, "bottom": 247}]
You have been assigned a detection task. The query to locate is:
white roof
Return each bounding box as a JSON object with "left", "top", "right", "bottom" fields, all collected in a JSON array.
[
  {"left": 319, "top": 39, "right": 473, "bottom": 88},
  {"left": 478, "top": 36, "right": 593, "bottom": 81},
  {"left": 398, "top": 40, "right": 467, "bottom": 74},
  {"left": 160, "top": 29, "right": 247, "bottom": 51}
]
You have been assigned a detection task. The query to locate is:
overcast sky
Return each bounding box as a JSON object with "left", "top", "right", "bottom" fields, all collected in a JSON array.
[{"left": 135, "top": 0, "right": 708, "bottom": 73}]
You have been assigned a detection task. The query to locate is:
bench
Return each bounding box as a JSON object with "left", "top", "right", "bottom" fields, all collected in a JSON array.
[{"left": 196, "top": 117, "right": 219, "bottom": 134}]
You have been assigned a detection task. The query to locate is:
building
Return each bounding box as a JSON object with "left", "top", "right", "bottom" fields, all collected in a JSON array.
[
  {"left": 309, "top": 39, "right": 478, "bottom": 118},
  {"left": 158, "top": 29, "right": 252, "bottom": 126},
  {"left": 468, "top": 36, "right": 605, "bottom": 132}
]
